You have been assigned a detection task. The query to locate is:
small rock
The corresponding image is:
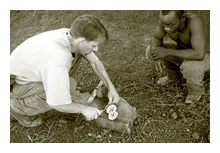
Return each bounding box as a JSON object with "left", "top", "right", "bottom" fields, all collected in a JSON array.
[
  {"left": 161, "top": 113, "right": 166, "bottom": 117},
  {"left": 88, "top": 133, "right": 92, "bottom": 137},
  {"left": 169, "top": 108, "right": 174, "bottom": 113},
  {"left": 134, "top": 120, "right": 138, "bottom": 125},
  {"left": 97, "top": 135, "right": 102, "bottom": 138},
  {"left": 192, "top": 132, "right": 200, "bottom": 139},
  {"left": 171, "top": 112, "right": 178, "bottom": 119}
]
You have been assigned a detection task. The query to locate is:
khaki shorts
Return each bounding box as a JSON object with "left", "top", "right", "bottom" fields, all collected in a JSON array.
[{"left": 10, "top": 77, "right": 91, "bottom": 116}]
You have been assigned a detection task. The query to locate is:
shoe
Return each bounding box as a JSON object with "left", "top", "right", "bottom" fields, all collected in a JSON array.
[
  {"left": 185, "top": 95, "right": 202, "bottom": 104},
  {"left": 157, "top": 76, "right": 173, "bottom": 86},
  {"left": 10, "top": 107, "right": 44, "bottom": 127}
]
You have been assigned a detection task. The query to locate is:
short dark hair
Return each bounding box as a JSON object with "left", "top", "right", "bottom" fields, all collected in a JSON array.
[
  {"left": 70, "top": 14, "right": 109, "bottom": 41},
  {"left": 161, "top": 10, "right": 184, "bottom": 19}
]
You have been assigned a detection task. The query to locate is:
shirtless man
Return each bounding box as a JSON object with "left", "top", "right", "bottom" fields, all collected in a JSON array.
[{"left": 146, "top": 10, "right": 210, "bottom": 103}]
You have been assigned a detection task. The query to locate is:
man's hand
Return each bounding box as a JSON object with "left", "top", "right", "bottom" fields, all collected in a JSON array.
[
  {"left": 153, "top": 59, "right": 165, "bottom": 73},
  {"left": 151, "top": 47, "right": 167, "bottom": 60},
  {"left": 82, "top": 106, "right": 102, "bottom": 121},
  {"left": 108, "top": 88, "right": 120, "bottom": 104}
]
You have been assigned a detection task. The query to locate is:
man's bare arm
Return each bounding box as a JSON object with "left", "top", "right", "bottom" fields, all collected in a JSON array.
[
  {"left": 149, "top": 24, "right": 167, "bottom": 73},
  {"left": 84, "top": 52, "right": 119, "bottom": 103},
  {"left": 50, "top": 102, "right": 88, "bottom": 114},
  {"left": 150, "top": 24, "right": 166, "bottom": 50},
  {"left": 50, "top": 102, "right": 101, "bottom": 120}
]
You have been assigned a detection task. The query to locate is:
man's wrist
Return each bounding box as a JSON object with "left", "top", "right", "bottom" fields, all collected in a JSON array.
[
  {"left": 77, "top": 104, "right": 89, "bottom": 114},
  {"left": 80, "top": 105, "right": 89, "bottom": 115},
  {"left": 166, "top": 48, "right": 175, "bottom": 57},
  {"left": 107, "top": 83, "right": 116, "bottom": 91}
]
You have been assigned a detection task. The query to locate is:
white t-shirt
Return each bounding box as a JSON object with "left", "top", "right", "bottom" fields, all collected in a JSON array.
[{"left": 10, "top": 28, "right": 74, "bottom": 106}]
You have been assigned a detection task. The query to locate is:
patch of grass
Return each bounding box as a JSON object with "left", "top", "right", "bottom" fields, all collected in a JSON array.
[{"left": 10, "top": 10, "right": 210, "bottom": 143}]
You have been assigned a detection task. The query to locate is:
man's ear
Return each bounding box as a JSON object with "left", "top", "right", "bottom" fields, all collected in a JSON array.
[{"left": 76, "top": 37, "right": 86, "bottom": 44}]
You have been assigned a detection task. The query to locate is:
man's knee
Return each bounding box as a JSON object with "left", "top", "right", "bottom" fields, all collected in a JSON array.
[
  {"left": 10, "top": 82, "right": 50, "bottom": 116},
  {"left": 180, "top": 61, "right": 204, "bottom": 83},
  {"left": 10, "top": 93, "right": 50, "bottom": 116}
]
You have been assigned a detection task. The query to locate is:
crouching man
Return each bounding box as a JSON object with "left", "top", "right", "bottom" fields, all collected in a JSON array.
[
  {"left": 146, "top": 10, "right": 210, "bottom": 104},
  {"left": 10, "top": 14, "right": 120, "bottom": 127}
]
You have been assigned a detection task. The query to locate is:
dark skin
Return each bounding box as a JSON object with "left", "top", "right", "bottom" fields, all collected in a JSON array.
[{"left": 150, "top": 11, "right": 209, "bottom": 73}]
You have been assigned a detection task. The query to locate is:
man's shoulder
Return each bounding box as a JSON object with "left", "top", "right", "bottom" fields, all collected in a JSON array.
[
  {"left": 38, "top": 28, "right": 71, "bottom": 50},
  {"left": 186, "top": 13, "right": 203, "bottom": 25},
  {"left": 185, "top": 13, "right": 205, "bottom": 32},
  {"left": 32, "top": 28, "right": 70, "bottom": 39}
]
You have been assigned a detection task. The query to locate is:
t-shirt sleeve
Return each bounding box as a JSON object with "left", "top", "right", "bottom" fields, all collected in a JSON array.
[{"left": 41, "top": 66, "right": 72, "bottom": 106}]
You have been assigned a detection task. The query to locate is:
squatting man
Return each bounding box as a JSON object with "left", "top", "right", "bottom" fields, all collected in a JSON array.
[
  {"left": 146, "top": 10, "right": 210, "bottom": 104},
  {"left": 10, "top": 15, "right": 120, "bottom": 127}
]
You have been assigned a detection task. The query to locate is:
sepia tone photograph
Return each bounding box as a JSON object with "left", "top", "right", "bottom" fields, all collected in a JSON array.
[{"left": 10, "top": 10, "right": 210, "bottom": 143}]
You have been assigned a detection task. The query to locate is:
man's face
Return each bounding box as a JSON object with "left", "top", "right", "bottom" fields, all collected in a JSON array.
[
  {"left": 77, "top": 36, "right": 105, "bottom": 56},
  {"left": 159, "top": 11, "right": 181, "bottom": 34}
]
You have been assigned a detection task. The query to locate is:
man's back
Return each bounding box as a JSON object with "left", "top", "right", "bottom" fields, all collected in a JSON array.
[{"left": 10, "top": 28, "right": 73, "bottom": 84}]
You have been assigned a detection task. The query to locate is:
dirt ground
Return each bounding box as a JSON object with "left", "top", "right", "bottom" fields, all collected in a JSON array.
[{"left": 10, "top": 10, "right": 210, "bottom": 143}]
